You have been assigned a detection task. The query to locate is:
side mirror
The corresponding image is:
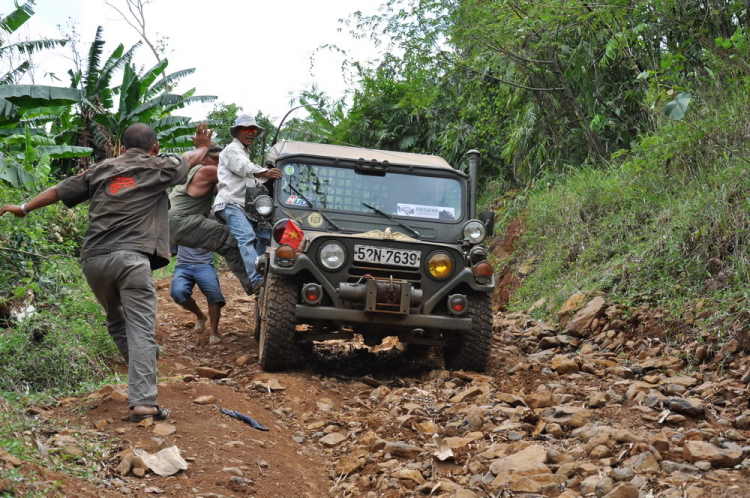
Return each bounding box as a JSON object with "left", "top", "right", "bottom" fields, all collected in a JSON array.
[{"left": 478, "top": 210, "right": 495, "bottom": 237}]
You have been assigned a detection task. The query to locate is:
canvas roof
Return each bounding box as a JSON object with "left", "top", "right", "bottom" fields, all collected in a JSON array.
[{"left": 266, "top": 141, "right": 454, "bottom": 170}]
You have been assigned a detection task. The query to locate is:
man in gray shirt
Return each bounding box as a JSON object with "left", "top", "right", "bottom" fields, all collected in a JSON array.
[{"left": 0, "top": 123, "right": 213, "bottom": 422}]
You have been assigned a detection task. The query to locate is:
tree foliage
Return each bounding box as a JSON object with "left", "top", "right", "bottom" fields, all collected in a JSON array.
[
  {"left": 289, "top": 0, "right": 749, "bottom": 184},
  {"left": 206, "top": 102, "right": 242, "bottom": 146},
  {"left": 0, "top": 15, "right": 216, "bottom": 181},
  {"left": 0, "top": 0, "right": 66, "bottom": 84}
]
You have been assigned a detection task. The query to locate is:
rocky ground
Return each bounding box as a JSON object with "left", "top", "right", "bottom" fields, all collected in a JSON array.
[{"left": 2, "top": 273, "right": 750, "bottom": 498}]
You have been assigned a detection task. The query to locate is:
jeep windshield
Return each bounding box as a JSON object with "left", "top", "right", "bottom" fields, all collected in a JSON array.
[{"left": 277, "top": 162, "right": 463, "bottom": 221}]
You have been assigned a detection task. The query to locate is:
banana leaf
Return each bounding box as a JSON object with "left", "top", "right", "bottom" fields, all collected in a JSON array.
[
  {"left": 0, "top": 85, "right": 81, "bottom": 109},
  {"left": 157, "top": 123, "right": 200, "bottom": 143},
  {"left": 118, "top": 63, "right": 141, "bottom": 122},
  {"left": 152, "top": 115, "right": 192, "bottom": 132},
  {"left": 35, "top": 145, "right": 93, "bottom": 158},
  {"left": 0, "top": 126, "right": 43, "bottom": 137},
  {"left": 1, "top": 133, "right": 55, "bottom": 146},
  {"left": 0, "top": 1, "right": 34, "bottom": 36},
  {"left": 0, "top": 157, "right": 36, "bottom": 187},
  {"left": 0, "top": 98, "right": 20, "bottom": 125},
  {"left": 138, "top": 59, "right": 169, "bottom": 95},
  {"left": 159, "top": 135, "right": 195, "bottom": 149}
]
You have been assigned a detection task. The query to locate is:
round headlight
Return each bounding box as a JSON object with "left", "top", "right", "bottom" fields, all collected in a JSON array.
[
  {"left": 427, "top": 252, "right": 453, "bottom": 279},
  {"left": 463, "top": 220, "right": 486, "bottom": 244},
  {"left": 254, "top": 195, "right": 274, "bottom": 217},
  {"left": 469, "top": 245, "right": 488, "bottom": 265},
  {"left": 319, "top": 242, "right": 346, "bottom": 271}
]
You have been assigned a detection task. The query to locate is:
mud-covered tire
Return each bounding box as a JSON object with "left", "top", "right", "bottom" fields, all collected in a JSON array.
[
  {"left": 258, "top": 273, "right": 302, "bottom": 371},
  {"left": 442, "top": 291, "right": 493, "bottom": 372},
  {"left": 253, "top": 287, "right": 263, "bottom": 342}
]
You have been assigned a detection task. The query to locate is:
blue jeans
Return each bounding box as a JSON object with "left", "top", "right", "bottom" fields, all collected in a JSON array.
[
  {"left": 170, "top": 264, "right": 226, "bottom": 306},
  {"left": 215, "top": 204, "right": 270, "bottom": 285}
]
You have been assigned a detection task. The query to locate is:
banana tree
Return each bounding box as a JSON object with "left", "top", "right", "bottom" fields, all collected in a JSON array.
[
  {"left": 53, "top": 26, "right": 141, "bottom": 163},
  {"left": 0, "top": 85, "right": 92, "bottom": 187},
  {"left": 94, "top": 59, "right": 216, "bottom": 152},
  {"left": 55, "top": 26, "right": 215, "bottom": 162},
  {"left": 0, "top": 1, "right": 66, "bottom": 84}
]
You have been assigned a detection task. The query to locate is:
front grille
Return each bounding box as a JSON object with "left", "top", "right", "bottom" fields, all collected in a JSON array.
[{"left": 349, "top": 265, "right": 422, "bottom": 281}]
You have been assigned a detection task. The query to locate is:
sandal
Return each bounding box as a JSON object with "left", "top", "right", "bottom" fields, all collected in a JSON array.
[{"left": 131, "top": 406, "right": 170, "bottom": 422}]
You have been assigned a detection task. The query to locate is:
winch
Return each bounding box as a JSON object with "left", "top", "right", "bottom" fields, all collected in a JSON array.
[{"left": 339, "top": 275, "right": 423, "bottom": 314}]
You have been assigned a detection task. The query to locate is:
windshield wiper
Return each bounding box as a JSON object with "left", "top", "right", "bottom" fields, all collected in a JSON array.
[
  {"left": 362, "top": 202, "right": 421, "bottom": 238},
  {"left": 285, "top": 183, "right": 341, "bottom": 230}
]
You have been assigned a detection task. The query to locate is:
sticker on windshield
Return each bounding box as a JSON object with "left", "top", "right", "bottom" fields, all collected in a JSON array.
[
  {"left": 285, "top": 194, "right": 312, "bottom": 206},
  {"left": 397, "top": 203, "right": 455, "bottom": 220},
  {"left": 283, "top": 165, "right": 295, "bottom": 176},
  {"left": 307, "top": 212, "right": 324, "bottom": 228}
]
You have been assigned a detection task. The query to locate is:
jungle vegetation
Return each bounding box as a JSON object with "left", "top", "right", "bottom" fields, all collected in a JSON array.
[{"left": 0, "top": 0, "right": 748, "bottom": 394}]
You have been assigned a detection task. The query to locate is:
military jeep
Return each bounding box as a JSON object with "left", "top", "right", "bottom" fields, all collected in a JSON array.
[{"left": 249, "top": 141, "right": 495, "bottom": 372}]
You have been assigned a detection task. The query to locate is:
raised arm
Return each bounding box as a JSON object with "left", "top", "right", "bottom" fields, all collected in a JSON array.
[
  {"left": 0, "top": 185, "right": 61, "bottom": 218},
  {"left": 181, "top": 123, "right": 213, "bottom": 168}
]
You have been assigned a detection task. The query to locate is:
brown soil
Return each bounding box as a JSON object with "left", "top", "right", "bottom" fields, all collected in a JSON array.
[
  {"left": 43, "top": 272, "right": 345, "bottom": 498},
  {"left": 489, "top": 216, "right": 524, "bottom": 310},
  {"left": 5, "top": 258, "right": 749, "bottom": 497},
  {"left": 28, "top": 273, "right": 441, "bottom": 497}
]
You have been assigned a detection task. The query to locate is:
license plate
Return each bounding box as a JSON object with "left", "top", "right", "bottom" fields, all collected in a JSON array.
[{"left": 354, "top": 245, "right": 421, "bottom": 267}]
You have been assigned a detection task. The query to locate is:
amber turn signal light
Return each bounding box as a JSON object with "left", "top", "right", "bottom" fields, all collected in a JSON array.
[
  {"left": 276, "top": 245, "right": 296, "bottom": 259},
  {"left": 473, "top": 262, "right": 493, "bottom": 276}
]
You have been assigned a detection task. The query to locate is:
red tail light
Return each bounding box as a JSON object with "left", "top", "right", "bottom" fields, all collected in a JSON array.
[{"left": 273, "top": 219, "right": 289, "bottom": 243}]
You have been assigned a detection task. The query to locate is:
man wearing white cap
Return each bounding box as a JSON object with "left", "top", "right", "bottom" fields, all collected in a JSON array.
[{"left": 213, "top": 115, "right": 282, "bottom": 294}]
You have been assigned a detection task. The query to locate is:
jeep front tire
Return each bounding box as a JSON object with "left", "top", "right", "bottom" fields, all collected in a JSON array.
[
  {"left": 442, "top": 291, "right": 493, "bottom": 372},
  {"left": 258, "top": 273, "right": 303, "bottom": 371}
]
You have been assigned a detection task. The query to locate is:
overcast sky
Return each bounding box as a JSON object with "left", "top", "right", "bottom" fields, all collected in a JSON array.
[{"left": 5, "top": 0, "right": 385, "bottom": 124}]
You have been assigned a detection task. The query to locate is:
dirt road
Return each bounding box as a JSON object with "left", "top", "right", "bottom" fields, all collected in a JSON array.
[{"left": 16, "top": 270, "right": 750, "bottom": 498}]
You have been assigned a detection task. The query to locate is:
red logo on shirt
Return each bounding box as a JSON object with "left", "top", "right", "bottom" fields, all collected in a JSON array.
[{"left": 109, "top": 176, "right": 137, "bottom": 194}]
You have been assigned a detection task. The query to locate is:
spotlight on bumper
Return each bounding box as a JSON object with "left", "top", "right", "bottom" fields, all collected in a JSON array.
[
  {"left": 301, "top": 283, "right": 323, "bottom": 305},
  {"left": 447, "top": 294, "right": 468, "bottom": 316}
]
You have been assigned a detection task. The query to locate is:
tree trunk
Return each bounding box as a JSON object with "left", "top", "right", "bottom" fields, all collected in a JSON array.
[{"left": 550, "top": 52, "right": 606, "bottom": 159}]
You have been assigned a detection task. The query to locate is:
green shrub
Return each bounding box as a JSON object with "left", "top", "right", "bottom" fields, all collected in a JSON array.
[
  {"left": 496, "top": 85, "right": 750, "bottom": 318},
  {"left": 0, "top": 280, "right": 118, "bottom": 394},
  {"left": 0, "top": 182, "right": 88, "bottom": 297},
  {"left": 507, "top": 159, "right": 749, "bottom": 315}
]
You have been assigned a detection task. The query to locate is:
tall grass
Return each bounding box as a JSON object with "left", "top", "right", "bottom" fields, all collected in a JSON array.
[
  {"left": 0, "top": 183, "right": 119, "bottom": 395},
  {"left": 0, "top": 283, "right": 118, "bottom": 394},
  {"left": 497, "top": 87, "right": 750, "bottom": 320}
]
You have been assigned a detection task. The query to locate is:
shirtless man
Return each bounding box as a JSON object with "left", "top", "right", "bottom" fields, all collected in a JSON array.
[{"left": 168, "top": 145, "right": 254, "bottom": 294}]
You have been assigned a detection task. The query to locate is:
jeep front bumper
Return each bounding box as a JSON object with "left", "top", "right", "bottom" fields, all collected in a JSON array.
[{"left": 294, "top": 305, "right": 471, "bottom": 330}]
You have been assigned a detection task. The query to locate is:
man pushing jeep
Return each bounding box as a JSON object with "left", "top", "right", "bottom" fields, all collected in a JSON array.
[
  {"left": 168, "top": 144, "right": 255, "bottom": 295},
  {"left": 212, "top": 115, "right": 282, "bottom": 294},
  {"left": 0, "top": 123, "right": 213, "bottom": 421}
]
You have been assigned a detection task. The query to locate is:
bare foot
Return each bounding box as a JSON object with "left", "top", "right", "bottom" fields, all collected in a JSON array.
[
  {"left": 209, "top": 334, "right": 221, "bottom": 345},
  {"left": 195, "top": 314, "right": 207, "bottom": 332}
]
